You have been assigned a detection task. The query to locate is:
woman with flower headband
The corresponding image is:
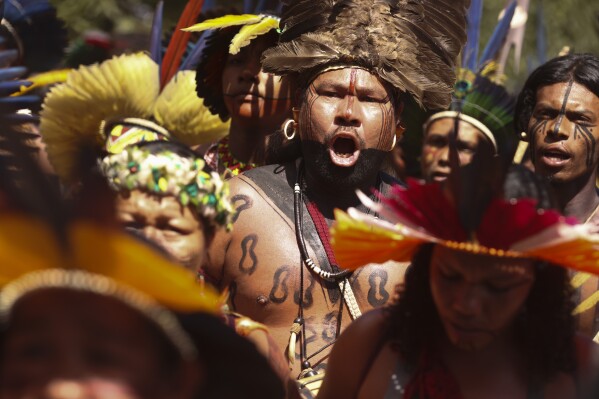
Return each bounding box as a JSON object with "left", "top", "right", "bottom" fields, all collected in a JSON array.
[
  {"left": 100, "top": 140, "right": 234, "bottom": 274},
  {"left": 185, "top": 14, "right": 293, "bottom": 176},
  {"left": 317, "top": 157, "right": 599, "bottom": 398}
]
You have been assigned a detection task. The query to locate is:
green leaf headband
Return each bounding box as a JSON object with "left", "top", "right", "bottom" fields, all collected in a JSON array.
[{"left": 101, "top": 146, "right": 235, "bottom": 230}]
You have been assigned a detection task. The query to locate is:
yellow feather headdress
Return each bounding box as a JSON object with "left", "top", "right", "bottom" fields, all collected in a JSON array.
[{"left": 40, "top": 53, "right": 230, "bottom": 184}]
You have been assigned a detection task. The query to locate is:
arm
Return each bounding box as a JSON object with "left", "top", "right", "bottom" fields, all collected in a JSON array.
[{"left": 316, "top": 308, "right": 389, "bottom": 399}]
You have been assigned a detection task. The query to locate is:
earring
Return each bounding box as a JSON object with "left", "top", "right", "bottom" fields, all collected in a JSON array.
[
  {"left": 389, "top": 134, "right": 397, "bottom": 151},
  {"left": 396, "top": 121, "right": 406, "bottom": 137},
  {"left": 520, "top": 131, "right": 528, "bottom": 141},
  {"left": 283, "top": 119, "right": 296, "bottom": 140}
]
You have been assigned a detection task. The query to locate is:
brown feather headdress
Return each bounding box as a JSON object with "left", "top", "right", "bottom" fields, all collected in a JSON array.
[{"left": 262, "top": 0, "right": 471, "bottom": 109}]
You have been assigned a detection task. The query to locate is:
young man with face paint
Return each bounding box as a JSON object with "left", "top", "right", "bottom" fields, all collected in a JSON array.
[
  {"left": 189, "top": 14, "right": 292, "bottom": 176},
  {"left": 421, "top": 69, "right": 516, "bottom": 183},
  {"left": 204, "top": 0, "right": 470, "bottom": 379},
  {"left": 515, "top": 53, "right": 599, "bottom": 338}
]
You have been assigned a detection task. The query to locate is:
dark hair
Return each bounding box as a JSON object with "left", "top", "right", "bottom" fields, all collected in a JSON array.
[
  {"left": 195, "top": 28, "right": 279, "bottom": 122},
  {"left": 514, "top": 53, "right": 599, "bottom": 134},
  {"left": 503, "top": 164, "right": 558, "bottom": 210},
  {"left": 386, "top": 244, "right": 576, "bottom": 384}
]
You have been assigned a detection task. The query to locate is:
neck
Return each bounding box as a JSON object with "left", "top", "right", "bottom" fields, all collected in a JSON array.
[
  {"left": 439, "top": 332, "right": 526, "bottom": 387},
  {"left": 303, "top": 167, "right": 378, "bottom": 220},
  {"left": 551, "top": 171, "right": 599, "bottom": 222},
  {"left": 227, "top": 118, "right": 277, "bottom": 164}
]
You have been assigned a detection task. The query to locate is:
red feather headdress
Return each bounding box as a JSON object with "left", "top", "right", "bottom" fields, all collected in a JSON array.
[{"left": 331, "top": 179, "right": 599, "bottom": 274}]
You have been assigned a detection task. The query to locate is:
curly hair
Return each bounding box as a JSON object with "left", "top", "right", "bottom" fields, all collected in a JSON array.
[
  {"left": 514, "top": 53, "right": 599, "bottom": 135},
  {"left": 195, "top": 28, "right": 279, "bottom": 122},
  {"left": 385, "top": 243, "right": 576, "bottom": 385}
]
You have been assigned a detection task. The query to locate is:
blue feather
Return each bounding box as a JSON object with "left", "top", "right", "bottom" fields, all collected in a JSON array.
[
  {"left": 202, "top": 0, "right": 215, "bottom": 11},
  {"left": 255, "top": 0, "right": 267, "bottom": 13},
  {"left": 243, "top": 0, "right": 254, "bottom": 13},
  {"left": 536, "top": 0, "right": 547, "bottom": 65},
  {"left": 150, "top": 1, "right": 164, "bottom": 64},
  {"left": 462, "top": 0, "right": 482, "bottom": 70},
  {"left": 179, "top": 33, "right": 207, "bottom": 71},
  {"left": 479, "top": 0, "right": 517, "bottom": 67}
]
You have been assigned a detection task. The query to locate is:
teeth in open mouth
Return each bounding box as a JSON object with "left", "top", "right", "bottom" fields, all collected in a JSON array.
[
  {"left": 544, "top": 151, "right": 569, "bottom": 160},
  {"left": 332, "top": 137, "right": 357, "bottom": 157}
]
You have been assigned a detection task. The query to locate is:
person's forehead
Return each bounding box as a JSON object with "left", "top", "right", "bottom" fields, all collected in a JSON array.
[
  {"left": 536, "top": 81, "right": 599, "bottom": 111},
  {"left": 428, "top": 118, "right": 482, "bottom": 134},
  {"left": 313, "top": 67, "right": 384, "bottom": 88}
]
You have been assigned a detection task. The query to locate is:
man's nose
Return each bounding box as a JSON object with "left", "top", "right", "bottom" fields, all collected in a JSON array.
[
  {"left": 546, "top": 116, "right": 572, "bottom": 141},
  {"left": 334, "top": 95, "right": 361, "bottom": 127}
]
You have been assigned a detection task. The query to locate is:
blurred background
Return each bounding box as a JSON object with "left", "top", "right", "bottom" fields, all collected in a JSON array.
[{"left": 52, "top": 0, "right": 599, "bottom": 88}]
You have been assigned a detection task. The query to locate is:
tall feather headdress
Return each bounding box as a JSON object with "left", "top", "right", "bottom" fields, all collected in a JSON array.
[
  {"left": 39, "top": 0, "right": 230, "bottom": 185},
  {"left": 261, "top": 0, "right": 471, "bottom": 110}
]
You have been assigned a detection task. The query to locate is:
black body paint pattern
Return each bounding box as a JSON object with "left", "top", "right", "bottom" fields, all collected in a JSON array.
[
  {"left": 231, "top": 194, "right": 253, "bottom": 223},
  {"left": 574, "top": 125, "right": 597, "bottom": 168},
  {"left": 552, "top": 80, "right": 574, "bottom": 136},
  {"left": 269, "top": 265, "right": 292, "bottom": 304},
  {"left": 367, "top": 270, "right": 390, "bottom": 307},
  {"left": 238, "top": 234, "right": 258, "bottom": 275},
  {"left": 294, "top": 271, "right": 315, "bottom": 309},
  {"left": 321, "top": 311, "right": 339, "bottom": 343},
  {"left": 528, "top": 119, "right": 549, "bottom": 164}
]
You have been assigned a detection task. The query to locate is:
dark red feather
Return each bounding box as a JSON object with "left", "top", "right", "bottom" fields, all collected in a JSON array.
[{"left": 160, "top": 0, "right": 205, "bottom": 89}]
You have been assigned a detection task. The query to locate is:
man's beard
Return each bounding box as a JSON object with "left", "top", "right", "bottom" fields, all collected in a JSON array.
[{"left": 301, "top": 139, "right": 387, "bottom": 193}]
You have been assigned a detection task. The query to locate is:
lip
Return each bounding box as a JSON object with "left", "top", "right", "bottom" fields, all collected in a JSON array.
[
  {"left": 431, "top": 171, "right": 449, "bottom": 182},
  {"left": 539, "top": 144, "right": 572, "bottom": 168},
  {"left": 328, "top": 132, "right": 361, "bottom": 167},
  {"left": 235, "top": 93, "right": 263, "bottom": 102},
  {"left": 448, "top": 321, "right": 488, "bottom": 335}
]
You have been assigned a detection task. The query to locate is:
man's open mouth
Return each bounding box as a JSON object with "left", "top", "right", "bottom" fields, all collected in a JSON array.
[
  {"left": 540, "top": 148, "right": 571, "bottom": 167},
  {"left": 328, "top": 133, "right": 360, "bottom": 167}
]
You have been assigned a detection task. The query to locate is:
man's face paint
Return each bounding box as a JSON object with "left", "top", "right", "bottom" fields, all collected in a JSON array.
[
  {"left": 298, "top": 68, "right": 397, "bottom": 169},
  {"left": 528, "top": 81, "right": 599, "bottom": 183}
]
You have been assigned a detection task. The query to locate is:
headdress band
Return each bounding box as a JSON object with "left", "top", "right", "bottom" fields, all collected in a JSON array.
[
  {"left": 0, "top": 269, "right": 197, "bottom": 360},
  {"left": 424, "top": 110, "right": 497, "bottom": 153}
]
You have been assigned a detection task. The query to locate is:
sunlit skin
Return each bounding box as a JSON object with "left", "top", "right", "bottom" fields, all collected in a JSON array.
[
  {"left": 206, "top": 66, "right": 407, "bottom": 377},
  {"left": 421, "top": 118, "right": 490, "bottom": 183},
  {"left": 299, "top": 67, "right": 398, "bottom": 170},
  {"left": 429, "top": 246, "right": 534, "bottom": 352},
  {"left": 220, "top": 35, "right": 292, "bottom": 168},
  {"left": 115, "top": 190, "right": 207, "bottom": 273},
  {"left": 0, "top": 290, "right": 200, "bottom": 399}
]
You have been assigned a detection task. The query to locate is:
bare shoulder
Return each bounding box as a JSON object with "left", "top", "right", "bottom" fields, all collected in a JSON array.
[{"left": 316, "top": 308, "right": 390, "bottom": 399}]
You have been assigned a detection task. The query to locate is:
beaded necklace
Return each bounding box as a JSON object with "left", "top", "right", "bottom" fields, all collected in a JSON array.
[{"left": 216, "top": 136, "right": 258, "bottom": 176}]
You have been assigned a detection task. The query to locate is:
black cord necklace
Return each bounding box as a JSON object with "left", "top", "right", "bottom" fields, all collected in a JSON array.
[{"left": 292, "top": 163, "right": 348, "bottom": 377}]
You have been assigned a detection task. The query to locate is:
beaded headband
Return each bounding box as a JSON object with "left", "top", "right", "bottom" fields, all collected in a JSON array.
[
  {"left": 0, "top": 269, "right": 197, "bottom": 360},
  {"left": 101, "top": 146, "right": 235, "bottom": 230}
]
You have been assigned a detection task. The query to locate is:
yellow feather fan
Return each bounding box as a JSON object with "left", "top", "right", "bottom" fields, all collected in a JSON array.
[
  {"left": 41, "top": 53, "right": 159, "bottom": 184},
  {"left": 154, "top": 70, "right": 230, "bottom": 146},
  {"left": 0, "top": 213, "right": 221, "bottom": 314},
  {"left": 40, "top": 53, "right": 229, "bottom": 185},
  {"left": 184, "top": 14, "right": 279, "bottom": 55}
]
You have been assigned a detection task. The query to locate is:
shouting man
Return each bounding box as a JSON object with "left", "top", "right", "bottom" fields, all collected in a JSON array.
[
  {"left": 515, "top": 53, "right": 599, "bottom": 338},
  {"left": 205, "top": 0, "right": 470, "bottom": 379}
]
